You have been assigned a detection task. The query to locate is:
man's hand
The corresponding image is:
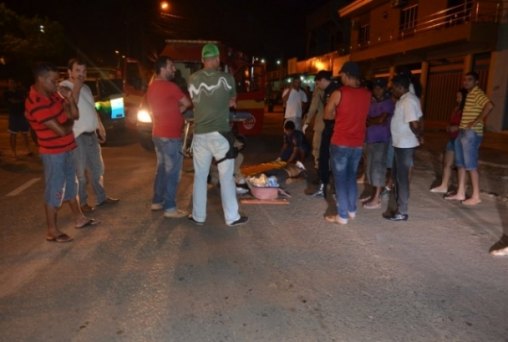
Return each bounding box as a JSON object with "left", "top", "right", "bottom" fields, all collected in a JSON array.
[
  {"left": 302, "top": 123, "right": 308, "bottom": 134},
  {"left": 96, "top": 113, "right": 107, "bottom": 144}
]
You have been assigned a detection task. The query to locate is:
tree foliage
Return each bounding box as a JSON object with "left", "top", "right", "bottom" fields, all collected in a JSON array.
[{"left": 0, "top": 4, "right": 68, "bottom": 80}]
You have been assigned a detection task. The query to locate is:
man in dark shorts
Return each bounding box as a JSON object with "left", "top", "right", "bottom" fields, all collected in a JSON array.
[
  {"left": 4, "top": 78, "right": 32, "bottom": 158},
  {"left": 25, "top": 62, "right": 97, "bottom": 242}
]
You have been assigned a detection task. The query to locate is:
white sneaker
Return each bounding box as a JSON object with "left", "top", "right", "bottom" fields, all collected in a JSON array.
[
  {"left": 348, "top": 211, "right": 357, "bottom": 219},
  {"left": 151, "top": 203, "right": 163, "bottom": 211},
  {"left": 236, "top": 187, "right": 249, "bottom": 195},
  {"left": 164, "top": 209, "right": 189, "bottom": 218}
]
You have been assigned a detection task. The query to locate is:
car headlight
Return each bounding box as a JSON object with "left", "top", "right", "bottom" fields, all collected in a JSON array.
[{"left": 137, "top": 109, "right": 152, "bottom": 123}]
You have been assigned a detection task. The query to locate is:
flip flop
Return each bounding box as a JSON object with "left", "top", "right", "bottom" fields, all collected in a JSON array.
[
  {"left": 75, "top": 218, "right": 100, "bottom": 229},
  {"left": 46, "top": 233, "right": 73, "bottom": 243}
]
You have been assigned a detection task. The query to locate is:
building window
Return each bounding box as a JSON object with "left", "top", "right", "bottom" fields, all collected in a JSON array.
[
  {"left": 358, "top": 24, "right": 370, "bottom": 46},
  {"left": 400, "top": 4, "right": 418, "bottom": 35}
]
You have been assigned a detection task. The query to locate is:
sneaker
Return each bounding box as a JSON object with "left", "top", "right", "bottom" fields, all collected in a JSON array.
[
  {"left": 236, "top": 187, "right": 249, "bottom": 195},
  {"left": 187, "top": 214, "right": 205, "bottom": 225},
  {"left": 151, "top": 203, "right": 163, "bottom": 211},
  {"left": 311, "top": 183, "right": 325, "bottom": 198},
  {"left": 348, "top": 211, "right": 357, "bottom": 219},
  {"left": 325, "top": 215, "right": 348, "bottom": 225},
  {"left": 97, "top": 197, "right": 119, "bottom": 206},
  {"left": 227, "top": 216, "right": 249, "bottom": 227},
  {"left": 164, "top": 209, "right": 188, "bottom": 218}
]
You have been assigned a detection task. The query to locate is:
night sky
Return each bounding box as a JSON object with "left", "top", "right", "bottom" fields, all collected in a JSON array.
[{"left": 4, "top": 0, "right": 331, "bottom": 66}]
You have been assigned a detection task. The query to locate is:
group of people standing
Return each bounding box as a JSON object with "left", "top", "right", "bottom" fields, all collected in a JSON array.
[
  {"left": 146, "top": 43, "right": 248, "bottom": 228},
  {"left": 26, "top": 59, "right": 119, "bottom": 243},
  {"left": 26, "top": 42, "right": 494, "bottom": 241},
  {"left": 294, "top": 63, "right": 493, "bottom": 225}
]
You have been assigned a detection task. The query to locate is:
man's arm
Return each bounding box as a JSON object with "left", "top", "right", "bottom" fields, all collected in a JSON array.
[
  {"left": 179, "top": 96, "right": 192, "bottom": 113},
  {"left": 323, "top": 90, "right": 341, "bottom": 120},
  {"left": 409, "top": 120, "right": 423, "bottom": 145},
  {"left": 58, "top": 86, "right": 79, "bottom": 120},
  {"left": 467, "top": 101, "right": 494, "bottom": 129},
  {"left": 96, "top": 112, "right": 107, "bottom": 143},
  {"left": 229, "top": 96, "right": 237, "bottom": 109},
  {"left": 43, "top": 117, "right": 74, "bottom": 137},
  {"left": 367, "top": 112, "right": 389, "bottom": 126}
]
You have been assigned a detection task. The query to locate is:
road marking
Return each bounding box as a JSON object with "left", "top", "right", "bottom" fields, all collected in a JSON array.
[{"left": 6, "top": 178, "right": 41, "bottom": 197}]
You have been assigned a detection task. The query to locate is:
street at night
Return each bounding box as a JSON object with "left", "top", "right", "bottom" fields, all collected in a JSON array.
[
  {"left": 2, "top": 0, "right": 508, "bottom": 341},
  {"left": 0, "top": 112, "right": 507, "bottom": 341}
]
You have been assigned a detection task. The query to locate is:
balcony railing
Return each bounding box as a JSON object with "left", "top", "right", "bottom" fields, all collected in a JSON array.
[{"left": 353, "top": 0, "right": 507, "bottom": 51}]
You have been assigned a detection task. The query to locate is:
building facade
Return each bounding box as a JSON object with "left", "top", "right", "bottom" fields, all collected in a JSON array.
[
  {"left": 340, "top": 0, "right": 508, "bottom": 131},
  {"left": 281, "top": 0, "right": 507, "bottom": 131}
]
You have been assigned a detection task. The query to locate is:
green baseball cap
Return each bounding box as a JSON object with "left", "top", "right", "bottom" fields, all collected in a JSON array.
[{"left": 202, "top": 43, "right": 220, "bottom": 58}]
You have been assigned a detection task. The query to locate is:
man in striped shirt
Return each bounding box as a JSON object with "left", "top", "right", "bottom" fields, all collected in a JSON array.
[
  {"left": 25, "top": 62, "right": 97, "bottom": 243},
  {"left": 445, "top": 72, "right": 494, "bottom": 206}
]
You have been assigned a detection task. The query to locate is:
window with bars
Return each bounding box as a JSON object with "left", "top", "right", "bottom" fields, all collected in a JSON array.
[{"left": 400, "top": 4, "right": 418, "bottom": 35}]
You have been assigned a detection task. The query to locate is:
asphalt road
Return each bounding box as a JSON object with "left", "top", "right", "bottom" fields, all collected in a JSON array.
[{"left": 0, "top": 113, "right": 507, "bottom": 341}]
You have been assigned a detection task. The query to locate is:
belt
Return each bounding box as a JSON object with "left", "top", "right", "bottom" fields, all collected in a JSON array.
[{"left": 81, "top": 131, "right": 96, "bottom": 136}]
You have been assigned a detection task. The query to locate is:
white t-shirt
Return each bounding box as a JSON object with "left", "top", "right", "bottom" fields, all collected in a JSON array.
[
  {"left": 284, "top": 88, "right": 308, "bottom": 119},
  {"left": 60, "top": 80, "right": 98, "bottom": 138},
  {"left": 390, "top": 92, "right": 422, "bottom": 148}
]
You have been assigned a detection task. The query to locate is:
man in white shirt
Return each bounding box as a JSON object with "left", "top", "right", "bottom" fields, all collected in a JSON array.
[
  {"left": 61, "top": 58, "right": 119, "bottom": 213},
  {"left": 282, "top": 78, "right": 307, "bottom": 130},
  {"left": 384, "top": 74, "right": 423, "bottom": 221}
]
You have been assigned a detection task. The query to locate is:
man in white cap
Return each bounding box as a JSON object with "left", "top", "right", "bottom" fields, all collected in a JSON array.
[{"left": 187, "top": 43, "right": 248, "bottom": 227}]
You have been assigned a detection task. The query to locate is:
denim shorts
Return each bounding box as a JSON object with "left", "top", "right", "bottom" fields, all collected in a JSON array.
[
  {"left": 40, "top": 151, "right": 78, "bottom": 208},
  {"left": 454, "top": 129, "right": 483, "bottom": 170},
  {"left": 445, "top": 139, "right": 456, "bottom": 152}
]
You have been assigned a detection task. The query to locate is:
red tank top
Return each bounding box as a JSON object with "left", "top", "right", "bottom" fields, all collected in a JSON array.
[{"left": 331, "top": 86, "right": 371, "bottom": 147}]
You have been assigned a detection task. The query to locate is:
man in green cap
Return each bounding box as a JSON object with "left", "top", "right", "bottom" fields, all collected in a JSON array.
[{"left": 187, "top": 43, "right": 248, "bottom": 226}]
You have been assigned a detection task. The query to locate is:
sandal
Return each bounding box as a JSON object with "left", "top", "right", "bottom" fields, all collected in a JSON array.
[{"left": 46, "top": 233, "right": 73, "bottom": 243}]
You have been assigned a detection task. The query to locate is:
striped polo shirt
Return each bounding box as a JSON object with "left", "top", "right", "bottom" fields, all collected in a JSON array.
[
  {"left": 25, "top": 86, "right": 76, "bottom": 154},
  {"left": 460, "top": 86, "right": 490, "bottom": 135}
]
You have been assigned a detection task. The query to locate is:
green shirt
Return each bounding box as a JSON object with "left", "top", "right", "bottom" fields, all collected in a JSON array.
[{"left": 188, "top": 69, "right": 236, "bottom": 134}]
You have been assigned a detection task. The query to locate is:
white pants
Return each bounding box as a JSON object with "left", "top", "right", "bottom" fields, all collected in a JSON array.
[{"left": 192, "top": 132, "right": 240, "bottom": 224}]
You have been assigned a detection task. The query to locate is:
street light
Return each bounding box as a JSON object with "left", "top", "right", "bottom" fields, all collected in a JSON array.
[{"left": 160, "top": 1, "right": 170, "bottom": 12}]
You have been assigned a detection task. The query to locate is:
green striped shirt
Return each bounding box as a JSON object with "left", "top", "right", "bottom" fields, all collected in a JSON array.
[{"left": 460, "top": 86, "right": 490, "bottom": 135}]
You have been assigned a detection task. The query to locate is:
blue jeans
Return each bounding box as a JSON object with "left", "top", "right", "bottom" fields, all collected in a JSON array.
[
  {"left": 393, "top": 147, "right": 414, "bottom": 215},
  {"left": 192, "top": 132, "right": 240, "bottom": 224},
  {"left": 41, "top": 150, "right": 78, "bottom": 208},
  {"left": 152, "top": 137, "right": 183, "bottom": 211},
  {"left": 454, "top": 129, "right": 482, "bottom": 170},
  {"left": 330, "top": 145, "right": 363, "bottom": 219},
  {"left": 74, "top": 133, "right": 106, "bottom": 205}
]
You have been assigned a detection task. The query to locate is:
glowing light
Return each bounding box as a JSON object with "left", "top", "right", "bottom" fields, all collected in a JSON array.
[
  {"left": 137, "top": 109, "right": 152, "bottom": 123},
  {"left": 160, "top": 1, "right": 170, "bottom": 12}
]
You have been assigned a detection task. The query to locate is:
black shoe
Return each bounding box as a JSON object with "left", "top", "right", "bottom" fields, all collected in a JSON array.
[
  {"left": 384, "top": 213, "right": 408, "bottom": 221},
  {"left": 187, "top": 214, "right": 204, "bottom": 225},
  {"left": 97, "top": 197, "right": 119, "bottom": 206},
  {"left": 227, "top": 216, "right": 248, "bottom": 227}
]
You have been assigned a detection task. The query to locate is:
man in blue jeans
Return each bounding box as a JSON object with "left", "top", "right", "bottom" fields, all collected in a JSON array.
[
  {"left": 324, "top": 62, "right": 371, "bottom": 225},
  {"left": 383, "top": 75, "right": 423, "bottom": 221},
  {"left": 146, "top": 56, "right": 192, "bottom": 218},
  {"left": 61, "top": 58, "right": 119, "bottom": 213},
  {"left": 187, "top": 43, "right": 248, "bottom": 226}
]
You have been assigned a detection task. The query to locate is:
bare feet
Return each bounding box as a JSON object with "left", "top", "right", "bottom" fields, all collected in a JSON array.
[
  {"left": 444, "top": 194, "right": 465, "bottom": 201},
  {"left": 363, "top": 200, "right": 381, "bottom": 209},
  {"left": 430, "top": 186, "right": 447, "bottom": 193},
  {"left": 462, "top": 198, "right": 482, "bottom": 206}
]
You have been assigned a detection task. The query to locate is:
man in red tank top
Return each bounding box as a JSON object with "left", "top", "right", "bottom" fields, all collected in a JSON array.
[{"left": 323, "top": 62, "right": 371, "bottom": 225}]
